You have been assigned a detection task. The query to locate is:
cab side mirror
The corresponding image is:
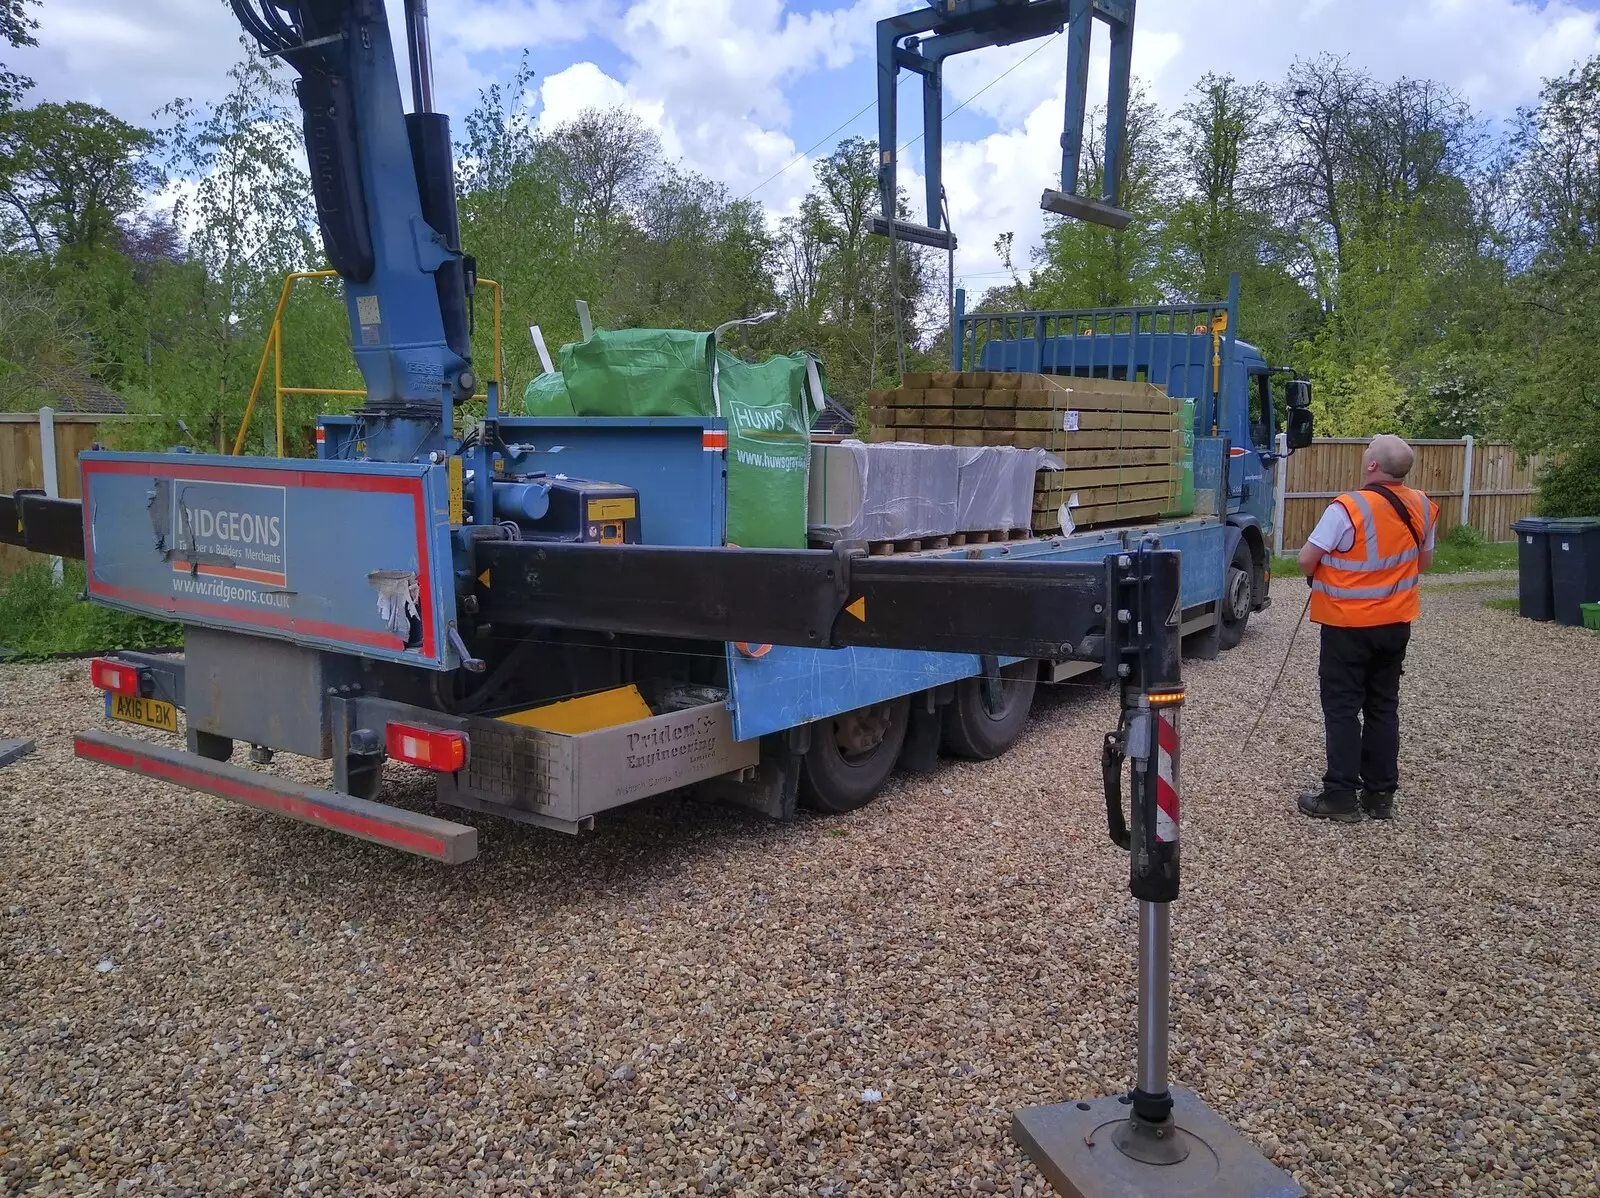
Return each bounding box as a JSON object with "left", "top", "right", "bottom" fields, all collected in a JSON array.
[
  {"left": 1286, "top": 379, "right": 1311, "bottom": 409},
  {"left": 1287, "top": 406, "right": 1314, "bottom": 451}
]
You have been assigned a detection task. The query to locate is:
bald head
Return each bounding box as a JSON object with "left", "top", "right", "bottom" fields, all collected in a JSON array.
[{"left": 1364, "top": 434, "right": 1414, "bottom": 482}]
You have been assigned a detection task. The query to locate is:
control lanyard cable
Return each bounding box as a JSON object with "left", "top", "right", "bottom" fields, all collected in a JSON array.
[{"left": 1242, "top": 579, "right": 1315, "bottom": 751}]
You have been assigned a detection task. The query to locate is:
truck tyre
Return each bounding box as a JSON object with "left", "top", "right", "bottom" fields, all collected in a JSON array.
[
  {"left": 800, "top": 697, "right": 911, "bottom": 814},
  {"left": 942, "top": 660, "right": 1038, "bottom": 760},
  {"left": 1219, "top": 539, "right": 1255, "bottom": 650}
]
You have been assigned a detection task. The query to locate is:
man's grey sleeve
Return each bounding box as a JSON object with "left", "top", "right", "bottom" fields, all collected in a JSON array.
[{"left": 1306, "top": 502, "right": 1355, "bottom": 553}]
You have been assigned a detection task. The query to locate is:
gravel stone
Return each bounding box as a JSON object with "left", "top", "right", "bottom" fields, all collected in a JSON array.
[{"left": 1, "top": 575, "right": 1595, "bottom": 1196}]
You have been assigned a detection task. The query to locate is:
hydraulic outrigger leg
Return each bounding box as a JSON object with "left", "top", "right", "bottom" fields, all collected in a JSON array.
[{"left": 1012, "top": 550, "right": 1304, "bottom": 1198}]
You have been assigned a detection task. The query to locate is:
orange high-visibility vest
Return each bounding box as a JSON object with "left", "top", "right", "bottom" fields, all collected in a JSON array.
[{"left": 1309, "top": 484, "right": 1440, "bottom": 628}]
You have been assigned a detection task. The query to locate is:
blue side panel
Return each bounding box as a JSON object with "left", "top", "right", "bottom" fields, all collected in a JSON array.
[
  {"left": 729, "top": 644, "right": 990, "bottom": 741},
  {"left": 494, "top": 417, "right": 725, "bottom": 547},
  {"left": 1159, "top": 521, "right": 1226, "bottom": 606},
  {"left": 80, "top": 452, "right": 456, "bottom": 670},
  {"left": 315, "top": 415, "right": 727, "bottom": 548},
  {"left": 727, "top": 521, "right": 1228, "bottom": 740}
]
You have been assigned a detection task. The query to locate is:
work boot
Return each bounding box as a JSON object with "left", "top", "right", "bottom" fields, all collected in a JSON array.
[
  {"left": 1297, "top": 788, "right": 1363, "bottom": 823},
  {"left": 1361, "top": 789, "right": 1396, "bottom": 820}
]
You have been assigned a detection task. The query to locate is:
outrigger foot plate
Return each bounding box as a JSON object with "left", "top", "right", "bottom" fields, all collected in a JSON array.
[{"left": 1012, "top": 1086, "right": 1303, "bottom": 1198}]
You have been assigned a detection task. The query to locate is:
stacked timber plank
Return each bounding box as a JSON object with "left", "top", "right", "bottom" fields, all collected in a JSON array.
[{"left": 866, "top": 371, "right": 1179, "bottom": 534}]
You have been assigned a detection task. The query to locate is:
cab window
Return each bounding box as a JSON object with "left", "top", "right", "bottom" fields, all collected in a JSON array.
[{"left": 1248, "top": 373, "right": 1274, "bottom": 449}]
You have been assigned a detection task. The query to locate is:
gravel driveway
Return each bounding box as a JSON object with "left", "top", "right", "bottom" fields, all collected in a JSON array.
[{"left": 2, "top": 574, "right": 1596, "bottom": 1197}]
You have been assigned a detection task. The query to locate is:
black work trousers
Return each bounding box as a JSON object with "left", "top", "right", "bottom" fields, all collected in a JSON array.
[{"left": 1318, "top": 621, "right": 1412, "bottom": 797}]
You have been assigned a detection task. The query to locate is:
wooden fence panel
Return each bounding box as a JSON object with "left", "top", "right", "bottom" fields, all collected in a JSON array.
[
  {"left": 1469, "top": 443, "right": 1542, "bottom": 541},
  {"left": 1278, "top": 438, "right": 1544, "bottom": 551}
]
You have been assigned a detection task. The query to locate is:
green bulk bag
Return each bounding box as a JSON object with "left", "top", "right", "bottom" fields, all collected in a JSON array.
[
  {"left": 560, "top": 328, "right": 717, "bottom": 418},
  {"left": 716, "top": 348, "right": 816, "bottom": 550},
  {"left": 523, "top": 371, "right": 575, "bottom": 417}
]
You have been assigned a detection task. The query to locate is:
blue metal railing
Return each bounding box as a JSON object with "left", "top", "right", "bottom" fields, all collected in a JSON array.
[{"left": 951, "top": 274, "right": 1242, "bottom": 434}]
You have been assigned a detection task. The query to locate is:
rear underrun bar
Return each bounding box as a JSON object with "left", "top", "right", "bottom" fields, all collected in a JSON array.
[{"left": 74, "top": 729, "right": 479, "bottom": 863}]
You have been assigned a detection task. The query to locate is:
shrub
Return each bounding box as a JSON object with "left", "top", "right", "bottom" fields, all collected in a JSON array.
[
  {"left": 1441, "top": 523, "right": 1487, "bottom": 549},
  {"left": 0, "top": 561, "right": 179, "bottom": 659},
  {"left": 1536, "top": 442, "right": 1600, "bottom": 518}
]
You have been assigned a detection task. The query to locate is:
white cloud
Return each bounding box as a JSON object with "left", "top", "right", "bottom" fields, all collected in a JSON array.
[
  {"left": 537, "top": 62, "right": 642, "bottom": 130},
  {"left": 28, "top": 0, "right": 244, "bottom": 118}
]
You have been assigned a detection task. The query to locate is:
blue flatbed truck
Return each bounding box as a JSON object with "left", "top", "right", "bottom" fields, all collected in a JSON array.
[
  {"left": 0, "top": 0, "right": 1314, "bottom": 865},
  {"left": 15, "top": 277, "right": 1309, "bottom": 864}
]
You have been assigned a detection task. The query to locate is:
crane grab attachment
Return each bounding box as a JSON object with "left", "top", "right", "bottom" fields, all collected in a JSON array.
[{"left": 872, "top": 0, "right": 1135, "bottom": 251}]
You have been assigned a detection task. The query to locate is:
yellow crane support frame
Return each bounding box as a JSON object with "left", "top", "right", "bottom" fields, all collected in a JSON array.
[{"left": 231, "top": 269, "right": 506, "bottom": 456}]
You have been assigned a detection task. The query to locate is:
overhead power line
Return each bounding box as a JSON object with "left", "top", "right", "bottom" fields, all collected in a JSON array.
[
  {"left": 742, "top": 30, "right": 1063, "bottom": 202},
  {"left": 897, "top": 32, "right": 1062, "bottom": 154},
  {"left": 739, "top": 90, "right": 890, "bottom": 202}
]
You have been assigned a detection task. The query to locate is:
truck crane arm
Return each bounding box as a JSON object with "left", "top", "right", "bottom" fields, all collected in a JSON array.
[{"left": 231, "top": 0, "right": 475, "bottom": 432}]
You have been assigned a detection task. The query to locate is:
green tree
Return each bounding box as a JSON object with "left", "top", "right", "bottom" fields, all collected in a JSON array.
[
  {"left": 151, "top": 47, "right": 325, "bottom": 450},
  {"left": 1167, "top": 74, "right": 1272, "bottom": 297},
  {"left": 0, "top": 258, "right": 96, "bottom": 410},
  {"left": 0, "top": 102, "right": 155, "bottom": 256},
  {"left": 0, "top": 0, "right": 37, "bottom": 113},
  {"left": 1491, "top": 60, "right": 1600, "bottom": 512},
  {"left": 1024, "top": 89, "right": 1171, "bottom": 309},
  {"left": 771, "top": 137, "right": 938, "bottom": 410},
  {"left": 611, "top": 166, "right": 778, "bottom": 332},
  {"left": 1164, "top": 74, "right": 1320, "bottom": 365}
]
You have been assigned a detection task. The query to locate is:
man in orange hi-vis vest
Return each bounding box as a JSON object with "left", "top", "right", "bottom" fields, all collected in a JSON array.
[{"left": 1296, "top": 434, "right": 1440, "bottom": 823}]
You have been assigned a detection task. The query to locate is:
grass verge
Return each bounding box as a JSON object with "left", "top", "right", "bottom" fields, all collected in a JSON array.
[{"left": 0, "top": 561, "right": 180, "bottom": 661}]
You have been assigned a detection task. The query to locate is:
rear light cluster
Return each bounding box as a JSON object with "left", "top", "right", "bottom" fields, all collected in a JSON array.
[
  {"left": 385, "top": 723, "right": 467, "bottom": 772},
  {"left": 90, "top": 658, "right": 146, "bottom": 696}
]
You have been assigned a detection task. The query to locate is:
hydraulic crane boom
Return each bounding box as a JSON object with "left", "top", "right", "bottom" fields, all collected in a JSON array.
[{"left": 230, "top": 0, "right": 474, "bottom": 458}]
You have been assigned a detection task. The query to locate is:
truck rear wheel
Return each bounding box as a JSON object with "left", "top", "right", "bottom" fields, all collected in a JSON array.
[
  {"left": 1218, "top": 539, "right": 1254, "bottom": 650},
  {"left": 800, "top": 697, "right": 911, "bottom": 814},
  {"left": 942, "top": 660, "right": 1038, "bottom": 760}
]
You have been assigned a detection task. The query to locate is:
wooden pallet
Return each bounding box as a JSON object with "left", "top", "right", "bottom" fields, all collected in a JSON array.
[
  {"left": 824, "top": 528, "right": 1036, "bottom": 556},
  {"left": 949, "top": 528, "right": 1033, "bottom": 546}
]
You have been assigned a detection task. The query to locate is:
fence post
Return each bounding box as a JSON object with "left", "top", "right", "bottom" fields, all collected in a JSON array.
[
  {"left": 38, "top": 406, "right": 63, "bottom": 584},
  {"left": 1273, "top": 432, "right": 1288, "bottom": 556},
  {"left": 1459, "top": 434, "right": 1474, "bottom": 530}
]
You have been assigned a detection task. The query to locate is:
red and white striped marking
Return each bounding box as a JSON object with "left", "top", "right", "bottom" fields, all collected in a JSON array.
[
  {"left": 1154, "top": 711, "right": 1179, "bottom": 844},
  {"left": 702, "top": 430, "right": 728, "bottom": 451}
]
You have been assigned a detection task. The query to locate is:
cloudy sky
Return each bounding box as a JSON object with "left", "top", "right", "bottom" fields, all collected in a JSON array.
[{"left": 18, "top": 0, "right": 1600, "bottom": 286}]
